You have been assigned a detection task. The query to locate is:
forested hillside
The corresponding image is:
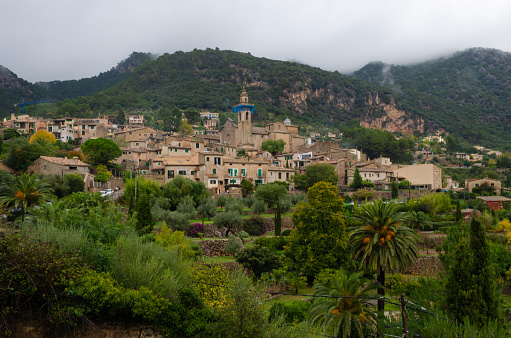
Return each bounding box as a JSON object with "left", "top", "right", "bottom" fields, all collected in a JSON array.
[
  {"left": 0, "top": 65, "right": 49, "bottom": 115},
  {"left": 50, "top": 49, "right": 422, "bottom": 133},
  {"left": 35, "top": 52, "right": 155, "bottom": 100},
  {"left": 353, "top": 48, "right": 511, "bottom": 149}
]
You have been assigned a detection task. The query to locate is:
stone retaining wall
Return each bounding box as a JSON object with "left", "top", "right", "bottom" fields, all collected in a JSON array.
[
  {"left": 402, "top": 256, "right": 443, "bottom": 276},
  {"left": 199, "top": 239, "right": 230, "bottom": 257},
  {"left": 196, "top": 217, "right": 294, "bottom": 238}
]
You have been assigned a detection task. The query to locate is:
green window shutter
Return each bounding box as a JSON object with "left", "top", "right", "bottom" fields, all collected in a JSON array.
[
  {"left": 196, "top": 143, "right": 199, "bottom": 148},
  {"left": 213, "top": 168, "right": 217, "bottom": 174}
]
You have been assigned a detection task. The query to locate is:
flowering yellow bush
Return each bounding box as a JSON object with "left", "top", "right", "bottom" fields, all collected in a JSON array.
[
  {"left": 498, "top": 220, "right": 511, "bottom": 244},
  {"left": 191, "top": 263, "right": 230, "bottom": 309}
]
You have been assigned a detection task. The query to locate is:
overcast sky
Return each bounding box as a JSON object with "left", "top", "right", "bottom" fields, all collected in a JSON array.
[{"left": 2, "top": 0, "right": 511, "bottom": 83}]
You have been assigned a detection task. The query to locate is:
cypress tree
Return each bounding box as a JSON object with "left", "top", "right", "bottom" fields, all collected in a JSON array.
[
  {"left": 274, "top": 199, "right": 282, "bottom": 236},
  {"left": 136, "top": 192, "right": 154, "bottom": 235},
  {"left": 455, "top": 199, "right": 462, "bottom": 222},
  {"left": 351, "top": 167, "right": 363, "bottom": 190},
  {"left": 391, "top": 181, "right": 398, "bottom": 199},
  {"left": 445, "top": 218, "right": 502, "bottom": 325}
]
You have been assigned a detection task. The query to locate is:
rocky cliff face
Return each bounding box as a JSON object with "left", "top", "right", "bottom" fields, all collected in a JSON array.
[
  {"left": 0, "top": 66, "right": 35, "bottom": 97},
  {"left": 360, "top": 102, "right": 425, "bottom": 134}
]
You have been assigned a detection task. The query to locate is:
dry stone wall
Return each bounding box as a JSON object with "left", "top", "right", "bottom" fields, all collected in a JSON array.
[{"left": 197, "top": 217, "right": 294, "bottom": 238}]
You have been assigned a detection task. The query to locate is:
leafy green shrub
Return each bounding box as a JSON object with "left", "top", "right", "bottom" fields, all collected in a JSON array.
[
  {"left": 244, "top": 196, "right": 255, "bottom": 208},
  {"left": 68, "top": 269, "right": 213, "bottom": 337},
  {"left": 176, "top": 196, "right": 197, "bottom": 219},
  {"left": 213, "top": 210, "right": 242, "bottom": 237},
  {"left": 0, "top": 232, "right": 85, "bottom": 333},
  {"left": 155, "top": 223, "right": 196, "bottom": 259},
  {"left": 236, "top": 246, "right": 282, "bottom": 278},
  {"left": 238, "top": 231, "right": 250, "bottom": 238},
  {"left": 166, "top": 211, "right": 190, "bottom": 231},
  {"left": 109, "top": 232, "right": 191, "bottom": 300},
  {"left": 198, "top": 197, "right": 217, "bottom": 219},
  {"left": 268, "top": 301, "right": 311, "bottom": 323},
  {"left": 250, "top": 199, "right": 267, "bottom": 214},
  {"left": 280, "top": 195, "right": 293, "bottom": 213},
  {"left": 225, "top": 197, "right": 244, "bottom": 213},
  {"left": 385, "top": 273, "right": 420, "bottom": 296},
  {"left": 281, "top": 229, "right": 293, "bottom": 236},
  {"left": 224, "top": 236, "right": 242, "bottom": 255},
  {"left": 255, "top": 236, "right": 288, "bottom": 250},
  {"left": 243, "top": 215, "right": 266, "bottom": 236}
]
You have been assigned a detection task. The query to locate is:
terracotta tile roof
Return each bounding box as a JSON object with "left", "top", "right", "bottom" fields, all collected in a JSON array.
[
  {"left": 39, "top": 156, "right": 89, "bottom": 167},
  {"left": 160, "top": 157, "right": 199, "bottom": 166},
  {"left": 476, "top": 196, "right": 511, "bottom": 202}
]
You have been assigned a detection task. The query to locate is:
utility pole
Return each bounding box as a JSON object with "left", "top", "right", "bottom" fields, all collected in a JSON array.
[{"left": 400, "top": 294, "right": 408, "bottom": 338}]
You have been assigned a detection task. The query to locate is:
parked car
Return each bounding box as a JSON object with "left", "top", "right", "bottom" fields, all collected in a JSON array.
[{"left": 104, "top": 189, "right": 114, "bottom": 196}]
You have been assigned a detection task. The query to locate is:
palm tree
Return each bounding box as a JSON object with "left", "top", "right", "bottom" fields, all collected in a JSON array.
[
  {"left": 349, "top": 199, "right": 421, "bottom": 311},
  {"left": 406, "top": 210, "right": 432, "bottom": 230},
  {"left": 0, "top": 173, "right": 53, "bottom": 223},
  {"left": 308, "top": 269, "right": 380, "bottom": 338}
]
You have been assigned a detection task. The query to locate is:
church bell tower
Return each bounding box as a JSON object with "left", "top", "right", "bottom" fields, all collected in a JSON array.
[{"left": 233, "top": 87, "right": 254, "bottom": 146}]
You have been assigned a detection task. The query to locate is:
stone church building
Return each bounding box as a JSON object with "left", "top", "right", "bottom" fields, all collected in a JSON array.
[{"left": 220, "top": 88, "right": 306, "bottom": 152}]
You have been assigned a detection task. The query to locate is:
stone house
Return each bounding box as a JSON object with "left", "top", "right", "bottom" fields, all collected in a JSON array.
[
  {"left": 392, "top": 163, "right": 442, "bottom": 190},
  {"left": 27, "top": 156, "right": 93, "bottom": 190},
  {"left": 476, "top": 196, "right": 511, "bottom": 210},
  {"left": 465, "top": 178, "right": 502, "bottom": 195}
]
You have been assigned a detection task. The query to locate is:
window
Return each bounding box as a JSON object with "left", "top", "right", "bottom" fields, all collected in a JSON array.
[
  {"left": 255, "top": 179, "right": 263, "bottom": 184},
  {"left": 213, "top": 168, "right": 216, "bottom": 174},
  {"left": 69, "top": 166, "right": 77, "bottom": 170},
  {"left": 286, "top": 173, "right": 289, "bottom": 179},
  {"left": 221, "top": 147, "right": 224, "bottom": 152},
  {"left": 136, "top": 143, "right": 139, "bottom": 146},
  {"left": 206, "top": 157, "right": 210, "bottom": 162},
  {"left": 257, "top": 168, "right": 262, "bottom": 177},
  {"left": 278, "top": 173, "right": 282, "bottom": 179},
  {"left": 82, "top": 125, "right": 85, "bottom": 129},
  {"left": 196, "top": 143, "right": 200, "bottom": 148},
  {"left": 228, "top": 168, "right": 232, "bottom": 176},
  {"left": 185, "top": 149, "right": 189, "bottom": 153},
  {"left": 82, "top": 131, "right": 85, "bottom": 135},
  {"left": 179, "top": 170, "right": 186, "bottom": 175},
  {"left": 210, "top": 180, "right": 217, "bottom": 184},
  {"left": 234, "top": 169, "right": 238, "bottom": 176},
  {"left": 214, "top": 157, "right": 221, "bottom": 165},
  {"left": 241, "top": 168, "right": 246, "bottom": 176},
  {"left": 90, "top": 125, "right": 95, "bottom": 130},
  {"left": 168, "top": 170, "right": 175, "bottom": 178},
  {"left": 44, "top": 165, "right": 46, "bottom": 170}
]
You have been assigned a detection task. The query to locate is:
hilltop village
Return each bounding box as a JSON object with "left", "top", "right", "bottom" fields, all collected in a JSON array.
[{"left": 1, "top": 88, "right": 446, "bottom": 194}]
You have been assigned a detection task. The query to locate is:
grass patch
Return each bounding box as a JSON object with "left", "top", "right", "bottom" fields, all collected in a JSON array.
[
  {"left": 202, "top": 255, "right": 236, "bottom": 264},
  {"left": 270, "top": 286, "right": 314, "bottom": 305}
]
